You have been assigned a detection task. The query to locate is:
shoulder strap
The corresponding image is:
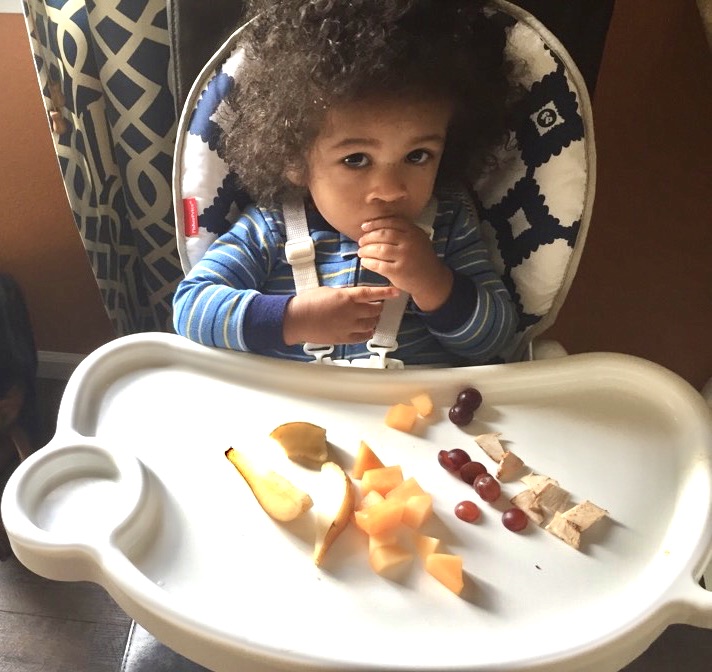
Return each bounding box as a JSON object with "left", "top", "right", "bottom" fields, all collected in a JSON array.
[{"left": 282, "top": 198, "right": 438, "bottom": 368}]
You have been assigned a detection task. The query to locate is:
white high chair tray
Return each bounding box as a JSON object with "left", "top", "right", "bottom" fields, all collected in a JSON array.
[{"left": 3, "top": 333, "right": 712, "bottom": 672}]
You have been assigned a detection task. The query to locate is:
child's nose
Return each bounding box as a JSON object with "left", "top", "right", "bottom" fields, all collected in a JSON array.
[{"left": 367, "top": 165, "right": 408, "bottom": 203}]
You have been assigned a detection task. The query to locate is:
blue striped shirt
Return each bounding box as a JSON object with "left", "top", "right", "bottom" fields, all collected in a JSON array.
[{"left": 173, "top": 191, "right": 517, "bottom": 365}]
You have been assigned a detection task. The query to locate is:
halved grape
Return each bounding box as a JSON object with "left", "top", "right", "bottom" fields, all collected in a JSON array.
[
  {"left": 437, "top": 449, "right": 456, "bottom": 472},
  {"left": 455, "top": 500, "right": 481, "bottom": 523},
  {"left": 448, "top": 404, "right": 474, "bottom": 427},
  {"left": 473, "top": 473, "right": 501, "bottom": 502},
  {"left": 459, "top": 461, "right": 487, "bottom": 485},
  {"left": 502, "top": 507, "right": 528, "bottom": 532},
  {"left": 457, "top": 387, "right": 483, "bottom": 412},
  {"left": 446, "top": 448, "right": 471, "bottom": 471}
]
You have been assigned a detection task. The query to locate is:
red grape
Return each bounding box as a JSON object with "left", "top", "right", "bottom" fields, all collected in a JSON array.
[
  {"left": 502, "top": 508, "right": 528, "bottom": 532},
  {"left": 437, "top": 449, "right": 456, "bottom": 472},
  {"left": 457, "top": 387, "right": 483, "bottom": 412},
  {"left": 446, "top": 448, "right": 471, "bottom": 471},
  {"left": 448, "top": 404, "right": 474, "bottom": 427},
  {"left": 473, "top": 473, "right": 501, "bottom": 502},
  {"left": 459, "top": 461, "right": 487, "bottom": 485},
  {"left": 455, "top": 500, "right": 481, "bottom": 523}
]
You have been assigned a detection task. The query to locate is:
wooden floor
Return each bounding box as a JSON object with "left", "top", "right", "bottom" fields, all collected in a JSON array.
[{"left": 1, "top": 380, "right": 712, "bottom": 672}]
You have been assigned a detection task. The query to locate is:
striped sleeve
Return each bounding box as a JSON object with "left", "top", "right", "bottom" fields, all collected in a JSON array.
[
  {"left": 420, "top": 196, "right": 518, "bottom": 362},
  {"left": 172, "top": 206, "right": 283, "bottom": 351}
]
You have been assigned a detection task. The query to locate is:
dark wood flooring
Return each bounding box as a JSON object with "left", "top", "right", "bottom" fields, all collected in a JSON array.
[{"left": 1, "top": 379, "right": 711, "bottom": 672}]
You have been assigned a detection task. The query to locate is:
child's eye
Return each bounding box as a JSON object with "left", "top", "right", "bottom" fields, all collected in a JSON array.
[
  {"left": 342, "top": 153, "right": 370, "bottom": 168},
  {"left": 406, "top": 149, "right": 432, "bottom": 165}
]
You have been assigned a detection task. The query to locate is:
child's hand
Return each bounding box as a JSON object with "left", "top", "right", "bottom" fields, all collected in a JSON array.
[
  {"left": 283, "top": 285, "right": 400, "bottom": 346},
  {"left": 358, "top": 217, "right": 453, "bottom": 312}
]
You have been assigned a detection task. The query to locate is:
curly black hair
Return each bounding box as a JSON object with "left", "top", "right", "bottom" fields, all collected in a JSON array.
[{"left": 219, "top": 0, "right": 520, "bottom": 205}]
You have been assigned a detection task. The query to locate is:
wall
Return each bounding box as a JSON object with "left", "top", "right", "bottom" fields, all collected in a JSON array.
[
  {"left": 0, "top": 3, "right": 710, "bottom": 389},
  {"left": 0, "top": 12, "right": 115, "bottom": 356}
]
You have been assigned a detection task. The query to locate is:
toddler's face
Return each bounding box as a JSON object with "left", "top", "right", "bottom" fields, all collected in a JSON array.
[{"left": 292, "top": 96, "right": 451, "bottom": 241}]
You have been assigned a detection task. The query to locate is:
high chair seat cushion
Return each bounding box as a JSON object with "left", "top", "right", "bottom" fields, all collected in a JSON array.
[{"left": 173, "top": 0, "right": 595, "bottom": 360}]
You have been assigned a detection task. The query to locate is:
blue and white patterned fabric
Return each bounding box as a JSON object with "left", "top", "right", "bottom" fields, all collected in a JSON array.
[
  {"left": 173, "top": 0, "right": 596, "bottom": 361},
  {"left": 24, "top": 0, "right": 183, "bottom": 336}
]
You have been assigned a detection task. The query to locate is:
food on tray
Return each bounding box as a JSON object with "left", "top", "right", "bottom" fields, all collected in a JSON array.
[
  {"left": 269, "top": 421, "right": 328, "bottom": 465},
  {"left": 561, "top": 500, "right": 608, "bottom": 531},
  {"left": 448, "top": 386, "right": 483, "bottom": 427},
  {"left": 369, "top": 544, "right": 413, "bottom": 578},
  {"left": 454, "top": 500, "right": 481, "bottom": 523},
  {"left": 502, "top": 507, "right": 528, "bottom": 532},
  {"left": 459, "top": 460, "right": 487, "bottom": 484},
  {"left": 534, "top": 481, "right": 570, "bottom": 514},
  {"left": 545, "top": 512, "right": 582, "bottom": 548},
  {"left": 509, "top": 488, "right": 546, "bottom": 526},
  {"left": 473, "top": 473, "right": 501, "bottom": 503},
  {"left": 385, "top": 476, "right": 427, "bottom": 502},
  {"left": 474, "top": 432, "right": 506, "bottom": 461},
  {"left": 402, "top": 494, "right": 434, "bottom": 528},
  {"left": 410, "top": 392, "right": 434, "bottom": 417},
  {"left": 313, "top": 462, "right": 355, "bottom": 566},
  {"left": 225, "top": 447, "right": 313, "bottom": 521},
  {"left": 496, "top": 450, "right": 525, "bottom": 481},
  {"left": 414, "top": 533, "right": 441, "bottom": 559},
  {"left": 425, "top": 553, "right": 464, "bottom": 595},
  {"left": 384, "top": 403, "right": 418, "bottom": 433},
  {"left": 361, "top": 465, "right": 404, "bottom": 496},
  {"left": 354, "top": 498, "right": 406, "bottom": 536},
  {"left": 351, "top": 440, "right": 385, "bottom": 479}
]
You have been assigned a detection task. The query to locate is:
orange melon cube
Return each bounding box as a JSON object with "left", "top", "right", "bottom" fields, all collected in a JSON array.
[
  {"left": 410, "top": 392, "right": 434, "bottom": 417},
  {"left": 385, "top": 476, "right": 426, "bottom": 502},
  {"left": 352, "top": 440, "right": 386, "bottom": 479},
  {"left": 358, "top": 489, "right": 385, "bottom": 510},
  {"left": 361, "top": 465, "right": 404, "bottom": 496},
  {"left": 368, "top": 530, "right": 399, "bottom": 553},
  {"left": 402, "top": 494, "right": 433, "bottom": 529},
  {"left": 384, "top": 403, "right": 418, "bottom": 433},
  {"left": 414, "top": 533, "right": 441, "bottom": 559},
  {"left": 353, "top": 498, "right": 405, "bottom": 535},
  {"left": 369, "top": 544, "right": 413, "bottom": 577},
  {"left": 425, "top": 553, "right": 464, "bottom": 595}
]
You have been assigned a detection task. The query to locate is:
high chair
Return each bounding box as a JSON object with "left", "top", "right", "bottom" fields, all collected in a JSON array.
[
  {"left": 172, "top": 0, "right": 597, "bottom": 367},
  {"left": 9, "top": 3, "right": 712, "bottom": 672}
]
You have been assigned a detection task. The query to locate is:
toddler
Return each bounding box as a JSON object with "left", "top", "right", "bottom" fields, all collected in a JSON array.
[{"left": 173, "top": 0, "right": 519, "bottom": 366}]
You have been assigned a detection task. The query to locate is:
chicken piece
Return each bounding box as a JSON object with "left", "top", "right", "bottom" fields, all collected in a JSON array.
[
  {"left": 561, "top": 500, "right": 608, "bottom": 531},
  {"left": 521, "top": 472, "right": 558, "bottom": 492},
  {"left": 496, "top": 450, "right": 525, "bottom": 481},
  {"left": 533, "top": 481, "right": 570, "bottom": 514},
  {"left": 474, "top": 432, "right": 505, "bottom": 462},
  {"left": 510, "top": 489, "right": 545, "bottom": 526},
  {"left": 545, "top": 511, "right": 582, "bottom": 549}
]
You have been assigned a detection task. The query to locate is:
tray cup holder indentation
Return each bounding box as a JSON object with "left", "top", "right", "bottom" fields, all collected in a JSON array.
[{"left": 17, "top": 443, "right": 147, "bottom": 545}]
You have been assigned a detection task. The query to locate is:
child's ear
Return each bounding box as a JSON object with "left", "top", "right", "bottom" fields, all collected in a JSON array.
[{"left": 285, "top": 165, "right": 306, "bottom": 187}]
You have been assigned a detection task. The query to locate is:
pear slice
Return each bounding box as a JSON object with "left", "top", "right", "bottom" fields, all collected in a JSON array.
[
  {"left": 225, "top": 448, "right": 313, "bottom": 522},
  {"left": 270, "top": 421, "right": 328, "bottom": 465},
  {"left": 313, "top": 461, "right": 354, "bottom": 566}
]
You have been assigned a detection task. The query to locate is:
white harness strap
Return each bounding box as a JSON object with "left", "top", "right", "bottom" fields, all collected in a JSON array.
[{"left": 283, "top": 198, "right": 437, "bottom": 369}]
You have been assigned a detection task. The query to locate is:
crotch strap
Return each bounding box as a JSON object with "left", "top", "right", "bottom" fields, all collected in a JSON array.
[{"left": 282, "top": 199, "right": 437, "bottom": 369}]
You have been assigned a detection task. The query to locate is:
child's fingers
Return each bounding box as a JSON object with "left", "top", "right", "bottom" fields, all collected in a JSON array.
[
  {"left": 349, "top": 285, "right": 399, "bottom": 304},
  {"left": 361, "top": 217, "right": 410, "bottom": 233}
]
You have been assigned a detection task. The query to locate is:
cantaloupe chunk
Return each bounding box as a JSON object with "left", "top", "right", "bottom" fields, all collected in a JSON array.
[
  {"left": 368, "top": 531, "right": 399, "bottom": 553},
  {"left": 353, "top": 498, "right": 405, "bottom": 535},
  {"left": 410, "top": 392, "right": 434, "bottom": 417},
  {"left": 358, "top": 489, "right": 385, "bottom": 510},
  {"left": 402, "top": 494, "right": 433, "bottom": 529},
  {"left": 369, "top": 544, "right": 413, "bottom": 577},
  {"left": 425, "top": 553, "right": 464, "bottom": 595},
  {"left": 361, "top": 465, "right": 404, "bottom": 496},
  {"left": 414, "top": 533, "right": 441, "bottom": 559},
  {"left": 352, "top": 440, "right": 385, "bottom": 479},
  {"left": 385, "top": 476, "right": 426, "bottom": 502},
  {"left": 384, "top": 403, "right": 418, "bottom": 433}
]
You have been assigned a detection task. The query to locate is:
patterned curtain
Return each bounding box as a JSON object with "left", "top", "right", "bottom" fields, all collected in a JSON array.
[{"left": 23, "top": 0, "right": 182, "bottom": 335}]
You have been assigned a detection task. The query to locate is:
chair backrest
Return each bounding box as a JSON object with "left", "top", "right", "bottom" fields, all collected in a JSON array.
[{"left": 172, "top": 0, "right": 596, "bottom": 361}]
